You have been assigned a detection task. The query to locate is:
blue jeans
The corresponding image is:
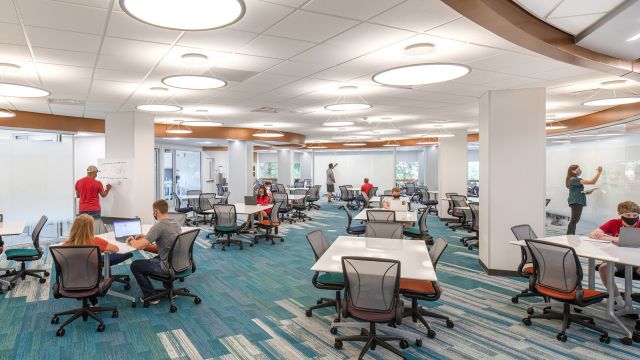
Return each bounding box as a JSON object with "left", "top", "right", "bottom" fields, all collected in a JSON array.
[
  {"left": 356, "top": 194, "right": 367, "bottom": 208},
  {"left": 130, "top": 256, "right": 170, "bottom": 297},
  {"left": 79, "top": 210, "right": 101, "bottom": 219},
  {"left": 109, "top": 252, "right": 132, "bottom": 266}
]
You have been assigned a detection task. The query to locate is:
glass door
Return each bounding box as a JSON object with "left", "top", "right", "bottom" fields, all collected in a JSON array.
[
  {"left": 159, "top": 148, "right": 202, "bottom": 204},
  {"left": 163, "top": 149, "right": 174, "bottom": 201}
]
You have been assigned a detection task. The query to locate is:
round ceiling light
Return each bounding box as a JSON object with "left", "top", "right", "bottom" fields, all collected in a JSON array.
[
  {"left": 149, "top": 86, "right": 168, "bottom": 92},
  {"left": 181, "top": 53, "right": 208, "bottom": 65},
  {"left": 372, "top": 63, "right": 470, "bottom": 86},
  {"left": 119, "top": 0, "right": 246, "bottom": 31},
  {"left": 162, "top": 75, "right": 226, "bottom": 90},
  {"left": 325, "top": 103, "right": 372, "bottom": 111},
  {"left": 0, "top": 109, "right": 16, "bottom": 118},
  {"left": 182, "top": 120, "right": 223, "bottom": 127},
  {"left": 343, "top": 142, "right": 366, "bottom": 146},
  {"left": 323, "top": 121, "right": 354, "bottom": 127},
  {"left": 137, "top": 104, "right": 182, "bottom": 112},
  {"left": 0, "top": 63, "right": 21, "bottom": 72},
  {"left": 166, "top": 122, "right": 192, "bottom": 134},
  {"left": 253, "top": 125, "right": 284, "bottom": 138},
  {"left": 0, "top": 82, "right": 50, "bottom": 98},
  {"left": 404, "top": 43, "right": 436, "bottom": 57},
  {"left": 307, "top": 144, "right": 328, "bottom": 149},
  {"left": 582, "top": 97, "right": 640, "bottom": 106},
  {"left": 422, "top": 133, "right": 454, "bottom": 138}
]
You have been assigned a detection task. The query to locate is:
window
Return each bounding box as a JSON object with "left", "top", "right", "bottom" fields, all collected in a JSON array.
[
  {"left": 468, "top": 161, "right": 479, "bottom": 181},
  {"left": 396, "top": 161, "right": 418, "bottom": 181},
  {"left": 293, "top": 162, "right": 301, "bottom": 179},
  {"left": 259, "top": 162, "right": 278, "bottom": 179}
]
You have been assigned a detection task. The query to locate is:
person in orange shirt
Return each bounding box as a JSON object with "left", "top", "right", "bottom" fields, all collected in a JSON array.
[
  {"left": 256, "top": 185, "right": 272, "bottom": 220},
  {"left": 75, "top": 165, "right": 112, "bottom": 219}
]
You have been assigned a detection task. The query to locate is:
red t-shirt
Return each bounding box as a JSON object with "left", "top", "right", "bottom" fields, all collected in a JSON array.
[
  {"left": 256, "top": 195, "right": 271, "bottom": 215},
  {"left": 75, "top": 177, "right": 104, "bottom": 211},
  {"left": 599, "top": 219, "right": 640, "bottom": 236},
  {"left": 361, "top": 183, "right": 374, "bottom": 196},
  {"left": 63, "top": 236, "right": 109, "bottom": 252}
]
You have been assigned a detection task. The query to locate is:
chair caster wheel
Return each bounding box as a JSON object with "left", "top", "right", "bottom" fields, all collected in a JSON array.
[
  {"left": 183, "top": 289, "right": 190, "bottom": 293},
  {"left": 427, "top": 329, "right": 436, "bottom": 339},
  {"left": 97, "top": 324, "right": 105, "bottom": 332},
  {"left": 621, "top": 336, "right": 633, "bottom": 346},
  {"left": 316, "top": 299, "right": 323, "bottom": 305},
  {"left": 527, "top": 307, "right": 534, "bottom": 315},
  {"left": 179, "top": 278, "right": 184, "bottom": 282},
  {"left": 556, "top": 333, "right": 567, "bottom": 342},
  {"left": 143, "top": 301, "right": 149, "bottom": 308},
  {"left": 600, "top": 334, "right": 610, "bottom": 344},
  {"left": 522, "top": 318, "right": 532, "bottom": 326},
  {"left": 305, "top": 310, "right": 312, "bottom": 317},
  {"left": 56, "top": 328, "right": 65, "bottom": 337},
  {"left": 221, "top": 248, "right": 226, "bottom": 252},
  {"left": 51, "top": 316, "right": 59, "bottom": 324},
  {"left": 44, "top": 271, "right": 50, "bottom": 277},
  {"left": 399, "top": 340, "right": 409, "bottom": 349},
  {"left": 511, "top": 297, "right": 518, "bottom": 304},
  {"left": 132, "top": 302, "right": 137, "bottom": 308},
  {"left": 112, "top": 310, "right": 119, "bottom": 318},
  {"left": 573, "top": 307, "right": 582, "bottom": 313},
  {"left": 124, "top": 284, "right": 131, "bottom": 290},
  {"left": 446, "top": 319, "right": 454, "bottom": 328},
  {"left": 334, "top": 340, "right": 343, "bottom": 349},
  {"left": 170, "top": 305, "right": 177, "bottom": 313},
  {"left": 39, "top": 278, "right": 46, "bottom": 284},
  {"left": 330, "top": 327, "right": 338, "bottom": 335},
  {"left": 194, "top": 297, "right": 201, "bottom": 304},
  {"left": 249, "top": 243, "right": 253, "bottom": 247},
  {"left": 415, "top": 339, "right": 422, "bottom": 347}
]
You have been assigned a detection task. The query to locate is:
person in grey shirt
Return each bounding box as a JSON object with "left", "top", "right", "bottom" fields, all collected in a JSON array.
[
  {"left": 127, "top": 199, "right": 182, "bottom": 304},
  {"left": 326, "top": 163, "right": 338, "bottom": 202}
]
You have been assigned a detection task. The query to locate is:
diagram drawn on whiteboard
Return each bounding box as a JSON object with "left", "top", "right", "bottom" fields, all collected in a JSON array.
[{"left": 98, "top": 159, "right": 131, "bottom": 186}]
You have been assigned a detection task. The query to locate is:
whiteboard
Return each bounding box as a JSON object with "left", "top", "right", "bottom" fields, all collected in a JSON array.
[
  {"left": 313, "top": 151, "right": 395, "bottom": 193},
  {"left": 97, "top": 158, "right": 134, "bottom": 217}
]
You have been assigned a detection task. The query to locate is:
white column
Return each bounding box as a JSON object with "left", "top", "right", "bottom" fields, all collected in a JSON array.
[
  {"left": 479, "top": 88, "right": 546, "bottom": 274},
  {"left": 227, "top": 140, "right": 253, "bottom": 204},
  {"left": 104, "top": 111, "right": 155, "bottom": 223},
  {"left": 437, "top": 130, "right": 467, "bottom": 218},
  {"left": 418, "top": 148, "right": 426, "bottom": 185},
  {"left": 300, "top": 151, "right": 313, "bottom": 180},
  {"left": 278, "top": 149, "right": 293, "bottom": 185},
  {"left": 425, "top": 145, "right": 438, "bottom": 190}
]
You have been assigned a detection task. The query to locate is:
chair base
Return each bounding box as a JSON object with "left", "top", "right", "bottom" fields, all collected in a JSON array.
[
  {"left": 112, "top": 274, "right": 131, "bottom": 290},
  {"left": 2, "top": 262, "right": 49, "bottom": 286},
  {"left": 511, "top": 288, "right": 545, "bottom": 304},
  {"left": 211, "top": 234, "right": 245, "bottom": 251},
  {"left": 142, "top": 286, "right": 201, "bottom": 313},
  {"left": 335, "top": 322, "right": 407, "bottom": 360},
  {"left": 51, "top": 297, "right": 116, "bottom": 336},
  {"left": 403, "top": 298, "right": 454, "bottom": 338},
  {"left": 307, "top": 203, "right": 321, "bottom": 210},
  {"left": 306, "top": 290, "right": 341, "bottom": 321},
  {"left": 291, "top": 210, "right": 311, "bottom": 222},
  {"left": 254, "top": 230, "right": 284, "bottom": 245},
  {"left": 524, "top": 303, "right": 610, "bottom": 343}
]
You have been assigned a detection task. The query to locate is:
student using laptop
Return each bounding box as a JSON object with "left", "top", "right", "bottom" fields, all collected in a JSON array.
[
  {"left": 127, "top": 200, "right": 181, "bottom": 305},
  {"left": 356, "top": 177, "right": 373, "bottom": 209},
  {"left": 589, "top": 201, "right": 640, "bottom": 307},
  {"left": 255, "top": 185, "right": 271, "bottom": 220},
  {"left": 382, "top": 188, "right": 407, "bottom": 210}
]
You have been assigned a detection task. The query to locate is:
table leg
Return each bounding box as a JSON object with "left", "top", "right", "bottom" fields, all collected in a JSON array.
[
  {"left": 588, "top": 258, "right": 595, "bottom": 290},
  {"left": 606, "top": 262, "right": 632, "bottom": 339},
  {"left": 104, "top": 252, "right": 136, "bottom": 306}
]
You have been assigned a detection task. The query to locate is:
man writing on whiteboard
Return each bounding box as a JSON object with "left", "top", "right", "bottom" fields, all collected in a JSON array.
[{"left": 75, "top": 165, "right": 112, "bottom": 219}]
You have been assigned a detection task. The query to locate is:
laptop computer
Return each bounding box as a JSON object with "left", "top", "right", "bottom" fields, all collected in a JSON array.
[
  {"left": 113, "top": 219, "right": 142, "bottom": 242},
  {"left": 244, "top": 196, "right": 257, "bottom": 205},
  {"left": 618, "top": 227, "right": 640, "bottom": 248},
  {"left": 389, "top": 199, "right": 408, "bottom": 211}
]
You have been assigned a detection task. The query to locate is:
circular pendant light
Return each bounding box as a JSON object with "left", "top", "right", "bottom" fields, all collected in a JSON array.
[
  {"left": 162, "top": 75, "right": 226, "bottom": 90},
  {"left": 0, "top": 82, "right": 50, "bottom": 98},
  {"left": 325, "top": 103, "right": 372, "bottom": 111},
  {"left": 323, "top": 121, "right": 354, "bottom": 127},
  {"left": 253, "top": 125, "right": 284, "bottom": 138},
  {"left": 119, "top": 0, "right": 246, "bottom": 31},
  {"left": 582, "top": 97, "right": 640, "bottom": 106},
  {"left": 343, "top": 142, "right": 366, "bottom": 146},
  {"left": 307, "top": 144, "right": 328, "bottom": 149},
  {"left": 136, "top": 104, "right": 182, "bottom": 112},
  {"left": 0, "top": 109, "right": 16, "bottom": 117},
  {"left": 382, "top": 139, "right": 400, "bottom": 147},
  {"left": 372, "top": 63, "right": 470, "bottom": 86},
  {"left": 166, "top": 122, "right": 192, "bottom": 134},
  {"left": 373, "top": 128, "right": 400, "bottom": 134},
  {"left": 181, "top": 120, "right": 223, "bottom": 127}
]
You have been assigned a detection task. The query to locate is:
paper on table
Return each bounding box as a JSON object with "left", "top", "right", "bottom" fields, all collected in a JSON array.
[
  {"left": 581, "top": 187, "right": 599, "bottom": 195},
  {"left": 580, "top": 235, "right": 611, "bottom": 243}
]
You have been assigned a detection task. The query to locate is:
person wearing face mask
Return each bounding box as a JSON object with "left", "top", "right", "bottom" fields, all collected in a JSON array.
[
  {"left": 589, "top": 201, "right": 640, "bottom": 308},
  {"left": 381, "top": 188, "right": 404, "bottom": 209},
  {"left": 127, "top": 199, "right": 182, "bottom": 305},
  {"left": 255, "top": 185, "right": 271, "bottom": 219},
  {"left": 263, "top": 181, "right": 273, "bottom": 197},
  {"left": 566, "top": 164, "right": 603, "bottom": 235}
]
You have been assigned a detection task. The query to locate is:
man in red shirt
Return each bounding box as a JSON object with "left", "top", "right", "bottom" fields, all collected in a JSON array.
[
  {"left": 589, "top": 201, "right": 640, "bottom": 307},
  {"left": 356, "top": 177, "right": 374, "bottom": 209},
  {"left": 75, "top": 165, "right": 111, "bottom": 219}
]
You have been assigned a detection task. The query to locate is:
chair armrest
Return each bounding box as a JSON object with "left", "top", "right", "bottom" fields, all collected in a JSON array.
[{"left": 99, "top": 278, "right": 113, "bottom": 296}]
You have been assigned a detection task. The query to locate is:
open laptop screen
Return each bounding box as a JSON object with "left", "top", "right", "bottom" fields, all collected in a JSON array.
[{"left": 113, "top": 219, "right": 142, "bottom": 239}]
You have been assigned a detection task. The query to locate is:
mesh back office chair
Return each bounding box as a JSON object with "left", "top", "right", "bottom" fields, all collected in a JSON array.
[
  {"left": 4, "top": 215, "right": 49, "bottom": 286},
  {"left": 254, "top": 201, "right": 284, "bottom": 245},
  {"left": 366, "top": 209, "right": 396, "bottom": 223},
  {"left": 368, "top": 186, "right": 378, "bottom": 199},
  {"left": 341, "top": 205, "right": 366, "bottom": 236},
  {"left": 276, "top": 183, "right": 287, "bottom": 193},
  {"left": 273, "top": 192, "right": 296, "bottom": 224},
  {"left": 383, "top": 190, "right": 393, "bottom": 195},
  {"left": 522, "top": 240, "right": 610, "bottom": 344},
  {"left": 167, "top": 212, "right": 188, "bottom": 226},
  {"left": 49, "top": 245, "right": 116, "bottom": 337},
  {"left": 211, "top": 204, "right": 243, "bottom": 251},
  {"left": 365, "top": 222, "right": 403, "bottom": 239},
  {"left": 405, "top": 182, "right": 417, "bottom": 199},
  {"left": 339, "top": 185, "right": 357, "bottom": 210},
  {"left": 447, "top": 195, "right": 469, "bottom": 230},
  {"left": 444, "top": 193, "right": 456, "bottom": 217},
  {"left": 333, "top": 257, "right": 408, "bottom": 358},
  {"left": 186, "top": 190, "right": 202, "bottom": 209},
  {"left": 462, "top": 203, "right": 479, "bottom": 249},
  {"left": 193, "top": 193, "right": 215, "bottom": 225},
  {"left": 403, "top": 207, "right": 433, "bottom": 243},
  {"left": 307, "top": 185, "right": 321, "bottom": 210},
  {"left": 93, "top": 218, "right": 107, "bottom": 235},
  {"left": 141, "top": 229, "right": 202, "bottom": 313},
  {"left": 510, "top": 224, "right": 544, "bottom": 305},
  {"left": 291, "top": 189, "right": 311, "bottom": 222},
  {"left": 305, "top": 230, "right": 345, "bottom": 321},
  {"left": 294, "top": 180, "right": 305, "bottom": 188},
  {"left": 172, "top": 192, "right": 192, "bottom": 214},
  {"left": 399, "top": 237, "right": 454, "bottom": 341}
]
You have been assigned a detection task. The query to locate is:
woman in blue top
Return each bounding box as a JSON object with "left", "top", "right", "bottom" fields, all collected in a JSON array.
[{"left": 565, "top": 164, "right": 602, "bottom": 235}]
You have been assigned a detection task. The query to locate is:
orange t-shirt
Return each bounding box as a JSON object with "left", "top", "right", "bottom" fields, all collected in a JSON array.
[{"left": 63, "top": 236, "right": 109, "bottom": 252}]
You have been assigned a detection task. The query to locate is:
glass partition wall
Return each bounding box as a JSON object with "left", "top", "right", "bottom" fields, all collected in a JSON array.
[{"left": 157, "top": 147, "right": 201, "bottom": 209}]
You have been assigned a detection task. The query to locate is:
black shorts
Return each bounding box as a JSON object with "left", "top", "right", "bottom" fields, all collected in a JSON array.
[
  {"left": 327, "top": 184, "right": 335, "bottom": 193},
  {"left": 596, "top": 263, "right": 640, "bottom": 280}
]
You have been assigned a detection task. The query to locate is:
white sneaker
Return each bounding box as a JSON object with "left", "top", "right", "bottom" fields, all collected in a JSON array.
[{"left": 141, "top": 297, "right": 160, "bottom": 305}]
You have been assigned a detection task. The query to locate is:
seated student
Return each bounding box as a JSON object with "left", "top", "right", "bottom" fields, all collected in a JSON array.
[
  {"left": 356, "top": 177, "right": 373, "bottom": 209},
  {"left": 127, "top": 200, "right": 182, "bottom": 305},
  {"left": 589, "top": 201, "right": 640, "bottom": 307},
  {"left": 256, "top": 185, "right": 271, "bottom": 220},
  {"left": 63, "top": 214, "right": 133, "bottom": 304},
  {"left": 381, "top": 188, "right": 403, "bottom": 209},
  {"left": 263, "top": 181, "right": 273, "bottom": 197}
]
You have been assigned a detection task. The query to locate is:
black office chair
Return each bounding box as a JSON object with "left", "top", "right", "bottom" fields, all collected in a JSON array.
[
  {"left": 333, "top": 257, "right": 409, "bottom": 358},
  {"left": 49, "top": 245, "right": 116, "bottom": 336},
  {"left": 341, "top": 205, "right": 365, "bottom": 236},
  {"left": 140, "top": 229, "right": 202, "bottom": 312},
  {"left": 291, "top": 189, "right": 311, "bottom": 222},
  {"left": 405, "top": 182, "right": 417, "bottom": 200},
  {"left": 447, "top": 194, "right": 469, "bottom": 230},
  {"left": 4, "top": 215, "right": 49, "bottom": 287},
  {"left": 273, "top": 192, "right": 296, "bottom": 224},
  {"left": 307, "top": 185, "right": 321, "bottom": 210},
  {"left": 305, "top": 230, "right": 344, "bottom": 321},
  {"left": 368, "top": 186, "right": 378, "bottom": 198},
  {"left": 365, "top": 222, "right": 403, "bottom": 239},
  {"left": 339, "top": 185, "right": 357, "bottom": 210},
  {"left": 254, "top": 201, "right": 284, "bottom": 245},
  {"left": 444, "top": 192, "right": 456, "bottom": 218},
  {"left": 462, "top": 203, "right": 479, "bottom": 249},
  {"left": 403, "top": 207, "right": 433, "bottom": 243},
  {"left": 167, "top": 212, "right": 188, "bottom": 226},
  {"left": 276, "top": 183, "right": 286, "bottom": 193},
  {"left": 193, "top": 193, "right": 215, "bottom": 225},
  {"left": 294, "top": 180, "right": 305, "bottom": 188},
  {"left": 366, "top": 209, "right": 396, "bottom": 222},
  {"left": 186, "top": 190, "right": 201, "bottom": 222},
  {"left": 510, "top": 224, "right": 546, "bottom": 306},
  {"left": 172, "top": 192, "right": 192, "bottom": 215},
  {"left": 211, "top": 204, "right": 244, "bottom": 251}
]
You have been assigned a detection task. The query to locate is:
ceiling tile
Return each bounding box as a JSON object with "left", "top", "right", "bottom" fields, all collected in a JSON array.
[
  {"left": 0, "top": 0, "right": 19, "bottom": 23},
  {"left": 266, "top": 10, "right": 358, "bottom": 42},
  {"left": 94, "top": 68, "right": 147, "bottom": 83},
  {"left": 303, "top": 0, "right": 403, "bottom": 20},
  {"left": 0, "top": 44, "right": 32, "bottom": 62},
  {"left": 549, "top": 0, "right": 625, "bottom": 18},
  {"left": 88, "top": 79, "right": 139, "bottom": 103},
  {"left": 0, "top": 23, "right": 26, "bottom": 46},
  {"left": 32, "top": 47, "right": 97, "bottom": 67},
  {"left": 371, "top": 0, "right": 461, "bottom": 32},
  {"left": 97, "top": 37, "right": 170, "bottom": 72},
  {"left": 18, "top": 0, "right": 107, "bottom": 34},
  {"left": 229, "top": 0, "right": 294, "bottom": 33},
  {"left": 215, "top": 53, "right": 282, "bottom": 72},
  {"left": 260, "top": 0, "right": 309, "bottom": 6},
  {"left": 52, "top": 0, "right": 112, "bottom": 9},
  {"left": 10, "top": 98, "right": 51, "bottom": 113},
  {"left": 239, "top": 35, "right": 315, "bottom": 59},
  {"left": 291, "top": 43, "right": 362, "bottom": 66},
  {"left": 512, "top": 0, "right": 563, "bottom": 19},
  {"left": 106, "top": 10, "right": 181, "bottom": 44},
  {"left": 26, "top": 26, "right": 102, "bottom": 53},
  {"left": 326, "top": 23, "right": 414, "bottom": 55},
  {"left": 178, "top": 29, "right": 257, "bottom": 53},
  {"left": 227, "top": 73, "right": 298, "bottom": 95},
  {"left": 547, "top": 13, "right": 606, "bottom": 35}
]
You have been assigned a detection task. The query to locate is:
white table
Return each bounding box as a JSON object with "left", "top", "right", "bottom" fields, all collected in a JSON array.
[
  {"left": 427, "top": 191, "right": 439, "bottom": 194},
  {"left": 510, "top": 235, "right": 640, "bottom": 341},
  {"left": 205, "top": 203, "right": 273, "bottom": 233},
  {"left": 369, "top": 196, "right": 409, "bottom": 203},
  {"left": 179, "top": 195, "right": 202, "bottom": 200},
  {"left": 354, "top": 208, "right": 417, "bottom": 222},
  {"left": 287, "top": 187, "right": 308, "bottom": 193},
  {"left": 288, "top": 194, "right": 306, "bottom": 201}
]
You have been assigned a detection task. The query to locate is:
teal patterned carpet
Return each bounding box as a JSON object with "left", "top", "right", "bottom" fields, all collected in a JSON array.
[{"left": 0, "top": 201, "right": 639, "bottom": 359}]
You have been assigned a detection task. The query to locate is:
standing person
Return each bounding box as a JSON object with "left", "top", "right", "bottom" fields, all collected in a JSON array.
[
  {"left": 357, "top": 177, "right": 374, "bottom": 209},
  {"left": 127, "top": 200, "right": 182, "bottom": 305},
  {"left": 75, "top": 165, "right": 112, "bottom": 219},
  {"left": 326, "top": 163, "right": 338, "bottom": 203},
  {"left": 566, "top": 164, "right": 603, "bottom": 235}
]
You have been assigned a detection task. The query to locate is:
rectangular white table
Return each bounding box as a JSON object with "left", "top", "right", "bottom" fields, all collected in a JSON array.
[
  {"left": 288, "top": 194, "right": 306, "bottom": 201},
  {"left": 369, "top": 196, "right": 409, "bottom": 203},
  {"left": 354, "top": 208, "right": 417, "bottom": 222},
  {"left": 205, "top": 203, "right": 273, "bottom": 233},
  {"left": 510, "top": 235, "right": 640, "bottom": 340}
]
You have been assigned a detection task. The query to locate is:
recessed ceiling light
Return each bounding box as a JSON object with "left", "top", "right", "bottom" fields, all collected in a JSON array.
[
  {"left": 325, "top": 103, "right": 372, "bottom": 111},
  {"left": 338, "top": 85, "right": 358, "bottom": 91},
  {"left": 0, "top": 82, "right": 50, "bottom": 98},
  {"left": 0, "top": 109, "right": 16, "bottom": 118},
  {"left": 162, "top": 75, "right": 226, "bottom": 90},
  {"left": 404, "top": 43, "right": 436, "bottom": 57},
  {"left": 432, "top": 120, "right": 450, "bottom": 123},
  {"left": 137, "top": 104, "right": 182, "bottom": 112},
  {"left": 627, "top": 31, "right": 640, "bottom": 42},
  {"left": 119, "top": 0, "right": 246, "bottom": 31},
  {"left": 422, "top": 133, "right": 454, "bottom": 138},
  {"left": 343, "top": 142, "right": 366, "bottom": 146},
  {"left": 307, "top": 144, "right": 328, "bottom": 149},
  {"left": 323, "top": 121, "right": 354, "bottom": 127},
  {"left": 182, "top": 120, "right": 223, "bottom": 127},
  {"left": 372, "top": 63, "right": 470, "bottom": 86},
  {"left": 552, "top": 140, "right": 571, "bottom": 143},
  {"left": 181, "top": 53, "right": 208, "bottom": 65},
  {"left": 583, "top": 97, "right": 640, "bottom": 106}
]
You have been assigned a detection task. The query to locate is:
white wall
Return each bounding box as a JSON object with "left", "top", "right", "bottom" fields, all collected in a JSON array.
[
  {"left": 438, "top": 131, "right": 468, "bottom": 217},
  {"left": 299, "top": 151, "right": 313, "bottom": 181},
  {"left": 74, "top": 135, "right": 105, "bottom": 182},
  {"left": 425, "top": 145, "right": 438, "bottom": 190},
  {"left": 202, "top": 150, "right": 228, "bottom": 193},
  {"left": 313, "top": 150, "right": 395, "bottom": 193}
]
